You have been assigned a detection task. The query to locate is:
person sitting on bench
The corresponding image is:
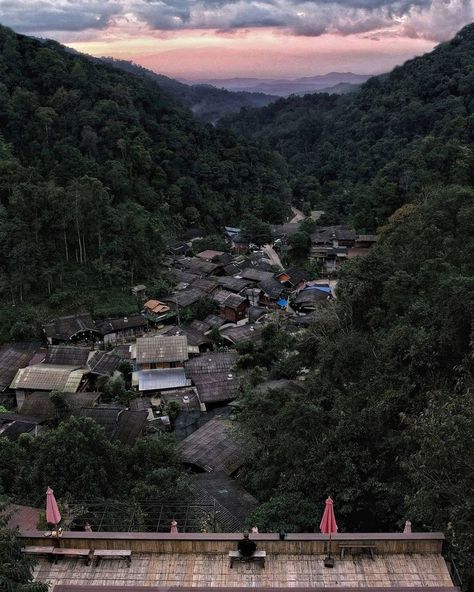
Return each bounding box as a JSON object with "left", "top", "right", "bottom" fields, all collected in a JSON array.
[{"left": 237, "top": 532, "right": 257, "bottom": 557}]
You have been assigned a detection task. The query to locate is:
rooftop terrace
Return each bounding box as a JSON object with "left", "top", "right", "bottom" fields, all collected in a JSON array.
[{"left": 22, "top": 532, "right": 455, "bottom": 591}]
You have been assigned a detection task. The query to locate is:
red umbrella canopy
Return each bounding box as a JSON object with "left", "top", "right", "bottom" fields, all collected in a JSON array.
[
  {"left": 46, "top": 486, "right": 61, "bottom": 525},
  {"left": 320, "top": 496, "right": 338, "bottom": 534}
]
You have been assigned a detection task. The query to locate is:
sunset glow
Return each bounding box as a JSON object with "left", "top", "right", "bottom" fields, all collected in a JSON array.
[{"left": 1, "top": 0, "right": 472, "bottom": 78}]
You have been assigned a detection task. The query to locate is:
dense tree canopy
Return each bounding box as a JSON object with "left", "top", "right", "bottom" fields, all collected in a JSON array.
[
  {"left": 0, "top": 25, "right": 290, "bottom": 308},
  {"left": 238, "top": 186, "right": 474, "bottom": 582},
  {"left": 222, "top": 24, "right": 474, "bottom": 230}
]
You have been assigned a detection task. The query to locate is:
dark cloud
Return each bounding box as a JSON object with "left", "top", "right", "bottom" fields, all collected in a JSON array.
[
  {"left": 0, "top": 0, "right": 121, "bottom": 32},
  {"left": 0, "top": 0, "right": 471, "bottom": 41}
]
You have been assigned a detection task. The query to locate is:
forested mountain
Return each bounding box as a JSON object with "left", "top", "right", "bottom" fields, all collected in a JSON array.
[
  {"left": 100, "top": 58, "right": 278, "bottom": 124},
  {"left": 0, "top": 25, "right": 289, "bottom": 314},
  {"left": 222, "top": 24, "right": 474, "bottom": 230},
  {"left": 239, "top": 185, "right": 474, "bottom": 583}
]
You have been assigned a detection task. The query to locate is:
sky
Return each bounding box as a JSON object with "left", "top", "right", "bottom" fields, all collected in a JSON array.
[{"left": 0, "top": 0, "right": 472, "bottom": 79}]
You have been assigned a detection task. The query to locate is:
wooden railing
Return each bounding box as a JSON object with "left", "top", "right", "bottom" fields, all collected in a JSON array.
[{"left": 19, "top": 531, "right": 444, "bottom": 555}]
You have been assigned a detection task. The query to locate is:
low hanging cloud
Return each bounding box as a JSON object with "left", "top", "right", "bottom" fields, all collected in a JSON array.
[{"left": 0, "top": 0, "right": 472, "bottom": 40}]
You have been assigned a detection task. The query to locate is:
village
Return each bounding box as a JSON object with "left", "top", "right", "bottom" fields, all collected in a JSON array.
[{"left": 0, "top": 218, "right": 377, "bottom": 532}]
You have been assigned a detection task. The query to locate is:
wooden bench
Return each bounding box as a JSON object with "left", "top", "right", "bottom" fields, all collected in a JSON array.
[
  {"left": 229, "top": 550, "right": 266, "bottom": 568},
  {"left": 22, "top": 546, "right": 54, "bottom": 559},
  {"left": 93, "top": 549, "right": 132, "bottom": 567},
  {"left": 339, "top": 542, "right": 376, "bottom": 560},
  {"left": 52, "top": 548, "right": 93, "bottom": 565}
]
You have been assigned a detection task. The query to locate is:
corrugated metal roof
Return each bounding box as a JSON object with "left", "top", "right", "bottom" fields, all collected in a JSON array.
[
  {"left": 135, "top": 369, "right": 192, "bottom": 391},
  {"left": 87, "top": 351, "right": 121, "bottom": 375},
  {"left": 44, "top": 345, "right": 91, "bottom": 367},
  {"left": 0, "top": 342, "right": 40, "bottom": 391},
  {"left": 135, "top": 335, "right": 189, "bottom": 364},
  {"left": 10, "top": 364, "right": 84, "bottom": 392}
]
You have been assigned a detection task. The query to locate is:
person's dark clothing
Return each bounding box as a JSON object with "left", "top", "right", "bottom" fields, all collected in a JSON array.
[{"left": 238, "top": 538, "right": 257, "bottom": 557}]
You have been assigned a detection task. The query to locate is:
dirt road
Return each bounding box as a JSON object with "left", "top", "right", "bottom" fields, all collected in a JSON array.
[
  {"left": 262, "top": 243, "right": 284, "bottom": 270},
  {"left": 290, "top": 207, "right": 305, "bottom": 224}
]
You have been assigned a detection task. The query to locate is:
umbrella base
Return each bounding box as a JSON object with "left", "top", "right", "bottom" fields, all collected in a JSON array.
[{"left": 324, "top": 556, "right": 335, "bottom": 568}]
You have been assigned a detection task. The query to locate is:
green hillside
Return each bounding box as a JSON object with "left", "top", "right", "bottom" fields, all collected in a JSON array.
[
  {"left": 0, "top": 25, "right": 289, "bottom": 319},
  {"left": 222, "top": 24, "right": 474, "bottom": 229},
  {"left": 100, "top": 58, "right": 278, "bottom": 124}
]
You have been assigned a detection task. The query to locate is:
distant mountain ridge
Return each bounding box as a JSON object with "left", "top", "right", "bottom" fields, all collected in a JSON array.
[
  {"left": 100, "top": 58, "right": 278, "bottom": 123},
  {"left": 188, "top": 72, "right": 372, "bottom": 97}
]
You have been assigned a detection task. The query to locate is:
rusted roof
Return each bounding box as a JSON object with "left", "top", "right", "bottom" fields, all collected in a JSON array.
[
  {"left": 44, "top": 346, "right": 91, "bottom": 367},
  {"left": 87, "top": 351, "right": 121, "bottom": 375},
  {"left": 10, "top": 365, "right": 85, "bottom": 392},
  {"left": 135, "top": 336, "right": 189, "bottom": 364},
  {"left": 0, "top": 342, "right": 40, "bottom": 391},
  {"left": 178, "top": 417, "right": 243, "bottom": 474},
  {"left": 143, "top": 300, "right": 171, "bottom": 314},
  {"left": 196, "top": 250, "right": 225, "bottom": 261}
]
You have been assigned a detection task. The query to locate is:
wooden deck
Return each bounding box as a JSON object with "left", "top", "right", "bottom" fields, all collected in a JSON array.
[{"left": 34, "top": 552, "right": 453, "bottom": 589}]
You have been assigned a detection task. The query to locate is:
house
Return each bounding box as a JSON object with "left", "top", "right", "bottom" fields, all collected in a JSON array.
[
  {"left": 276, "top": 266, "right": 309, "bottom": 291},
  {"left": 216, "top": 276, "right": 251, "bottom": 294},
  {"left": 72, "top": 407, "right": 148, "bottom": 445},
  {"left": 356, "top": 234, "right": 378, "bottom": 248},
  {"left": 259, "top": 277, "right": 286, "bottom": 307},
  {"left": 310, "top": 245, "right": 348, "bottom": 272},
  {"left": 180, "top": 258, "right": 223, "bottom": 277},
  {"left": 310, "top": 225, "right": 356, "bottom": 249},
  {"left": 132, "top": 368, "right": 192, "bottom": 393},
  {"left": 163, "top": 325, "right": 211, "bottom": 351},
  {"left": 222, "top": 294, "right": 249, "bottom": 323},
  {"left": 19, "top": 391, "right": 101, "bottom": 420},
  {"left": 10, "top": 364, "right": 88, "bottom": 409},
  {"left": 132, "top": 335, "right": 191, "bottom": 370},
  {"left": 44, "top": 345, "right": 91, "bottom": 367},
  {"left": 191, "top": 277, "right": 220, "bottom": 295},
  {"left": 131, "top": 284, "right": 147, "bottom": 300},
  {"left": 220, "top": 323, "right": 264, "bottom": 346},
  {"left": 0, "top": 413, "right": 45, "bottom": 440},
  {"left": 195, "top": 250, "right": 225, "bottom": 261},
  {"left": 168, "top": 240, "right": 191, "bottom": 256},
  {"left": 87, "top": 351, "right": 121, "bottom": 376},
  {"left": 203, "top": 314, "right": 226, "bottom": 330},
  {"left": 0, "top": 342, "right": 41, "bottom": 393},
  {"left": 43, "top": 314, "right": 101, "bottom": 345},
  {"left": 294, "top": 286, "right": 332, "bottom": 312},
  {"left": 142, "top": 300, "right": 172, "bottom": 321},
  {"left": 97, "top": 315, "right": 149, "bottom": 345},
  {"left": 168, "top": 268, "right": 200, "bottom": 286},
  {"left": 237, "top": 268, "right": 274, "bottom": 283},
  {"left": 185, "top": 352, "right": 239, "bottom": 404},
  {"left": 178, "top": 417, "right": 244, "bottom": 475},
  {"left": 162, "top": 288, "right": 207, "bottom": 310}
]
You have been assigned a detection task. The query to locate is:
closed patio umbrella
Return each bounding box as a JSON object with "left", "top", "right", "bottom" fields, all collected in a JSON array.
[
  {"left": 320, "top": 496, "right": 338, "bottom": 567},
  {"left": 46, "top": 486, "right": 61, "bottom": 542}
]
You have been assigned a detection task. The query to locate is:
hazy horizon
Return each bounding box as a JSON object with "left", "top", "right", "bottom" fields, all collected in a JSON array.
[{"left": 1, "top": 1, "right": 472, "bottom": 78}]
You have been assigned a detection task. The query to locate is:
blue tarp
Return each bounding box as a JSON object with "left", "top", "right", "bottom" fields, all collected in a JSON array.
[{"left": 277, "top": 298, "right": 288, "bottom": 308}]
